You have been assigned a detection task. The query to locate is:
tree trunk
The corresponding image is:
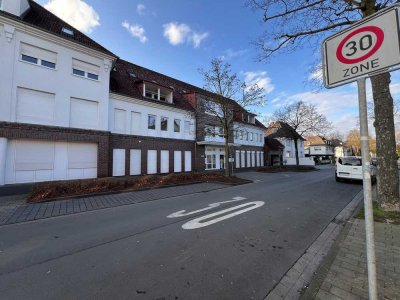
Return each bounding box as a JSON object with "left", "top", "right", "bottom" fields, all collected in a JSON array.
[
  {"left": 370, "top": 73, "right": 400, "bottom": 211},
  {"left": 294, "top": 138, "right": 300, "bottom": 166}
]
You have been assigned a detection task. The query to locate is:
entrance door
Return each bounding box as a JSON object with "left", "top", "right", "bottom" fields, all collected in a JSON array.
[{"left": 219, "top": 154, "right": 225, "bottom": 169}]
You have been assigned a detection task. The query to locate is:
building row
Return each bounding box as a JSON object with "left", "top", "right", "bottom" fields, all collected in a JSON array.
[{"left": 0, "top": 0, "right": 266, "bottom": 186}]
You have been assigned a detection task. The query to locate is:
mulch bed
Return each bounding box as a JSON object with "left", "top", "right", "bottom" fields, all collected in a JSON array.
[
  {"left": 257, "top": 166, "right": 318, "bottom": 173},
  {"left": 28, "top": 172, "right": 250, "bottom": 203}
]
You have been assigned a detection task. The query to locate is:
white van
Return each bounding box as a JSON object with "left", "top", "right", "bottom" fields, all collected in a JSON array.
[{"left": 335, "top": 156, "right": 376, "bottom": 182}]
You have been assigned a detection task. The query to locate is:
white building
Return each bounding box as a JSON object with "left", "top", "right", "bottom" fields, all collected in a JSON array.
[{"left": 265, "top": 121, "right": 315, "bottom": 166}]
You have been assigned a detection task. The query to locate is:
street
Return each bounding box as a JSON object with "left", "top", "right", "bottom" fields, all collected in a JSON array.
[{"left": 0, "top": 166, "right": 362, "bottom": 300}]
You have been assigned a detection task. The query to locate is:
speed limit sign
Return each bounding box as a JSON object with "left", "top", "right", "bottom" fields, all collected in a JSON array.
[{"left": 322, "top": 5, "right": 400, "bottom": 88}]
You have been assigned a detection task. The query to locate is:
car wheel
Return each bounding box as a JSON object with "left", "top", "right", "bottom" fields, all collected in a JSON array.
[{"left": 335, "top": 173, "right": 341, "bottom": 182}]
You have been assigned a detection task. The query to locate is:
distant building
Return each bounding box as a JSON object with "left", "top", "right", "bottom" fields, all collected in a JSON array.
[
  {"left": 264, "top": 137, "right": 284, "bottom": 166},
  {"left": 304, "top": 136, "right": 335, "bottom": 164},
  {"left": 330, "top": 139, "right": 353, "bottom": 158},
  {"left": 265, "top": 122, "right": 315, "bottom": 166}
]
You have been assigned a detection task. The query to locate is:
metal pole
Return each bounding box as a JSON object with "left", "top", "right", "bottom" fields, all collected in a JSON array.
[{"left": 357, "top": 78, "right": 378, "bottom": 300}]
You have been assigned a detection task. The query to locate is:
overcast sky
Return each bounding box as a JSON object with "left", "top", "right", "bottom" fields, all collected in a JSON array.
[{"left": 34, "top": 0, "right": 400, "bottom": 137}]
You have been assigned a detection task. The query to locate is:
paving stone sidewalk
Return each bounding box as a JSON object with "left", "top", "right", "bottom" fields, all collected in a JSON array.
[
  {"left": 311, "top": 219, "right": 400, "bottom": 300},
  {"left": 0, "top": 182, "right": 226, "bottom": 226}
]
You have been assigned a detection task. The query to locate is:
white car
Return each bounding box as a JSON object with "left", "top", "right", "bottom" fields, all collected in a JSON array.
[{"left": 335, "top": 156, "right": 376, "bottom": 182}]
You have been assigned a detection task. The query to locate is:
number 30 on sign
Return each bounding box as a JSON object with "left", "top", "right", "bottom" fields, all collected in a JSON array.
[{"left": 322, "top": 6, "right": 400, "bottom": 88}]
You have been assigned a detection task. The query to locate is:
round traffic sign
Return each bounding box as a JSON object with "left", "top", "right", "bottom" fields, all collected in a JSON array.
[{"left": 336, "top": 26, "right": 384, "bottom": 64}]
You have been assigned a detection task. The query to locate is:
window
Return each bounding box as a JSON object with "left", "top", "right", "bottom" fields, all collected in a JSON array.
[
  {"left": 62, "top": 27, "right": 74, "bottom": 36},
  {"left": 0, "top": 0, "right": 3, "bottom": 10},
  {"left": 218, "top": 127, "right": 225, "bottom": 137},
  {"left": 113, "top": 109, "right": 126, "bottom": 133},
  {"left": 174, "top": 119, "right": 181, "bottom": 132},
  {"left": 246, "top": 132, "right": 249, "bottom": 141},
  {"left": 240, "top": 131, "right": 243, "bottom": 140},
  {"left": 148, "top": 115, "right": 156, "bottom": 130},
  {"left": 204, "top": 101, "right": 222, "bottom": 116},
  {"left": 184, "top": 120, "right": 191, "bottom": 134},
  {"left": 286, "top": 151, "right": 291, "bottom": 158},
  {"left": 72, "top": 59, "right": 100, "bottom": 81},
  {"left": 250, "top": 132, "right": 253, "bottom": 141},
  {"left": 17, "top": 88, "right": 55, "bottom": 126},
  {"left": 143, "top": 83, "right": 173, "bottom": 103},
  {"left": 131, "top": 112, "right": 141, "bottom": 134},
  {"left": 145, "top": 86, "right": 158, "bottom": 100},
  {"left": 70, "top": 98, "right": 99, "bottom": 130},
  {"left": 161, "top": 117, "right": 168, "bottom": 131},
  {"left": 20, "top": 43, "right": 57, "bottom": 69},
  {"left": 206, "top": 154, "right": 217, "bottom": 170}
]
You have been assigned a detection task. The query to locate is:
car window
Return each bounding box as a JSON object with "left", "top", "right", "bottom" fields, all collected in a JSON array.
[{"left": 339, "top": 158, "right": 362, "bottom": 166}]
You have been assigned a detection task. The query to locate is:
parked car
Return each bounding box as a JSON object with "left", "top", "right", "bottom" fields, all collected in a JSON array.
[{"left": 335, "top": 156, "right": 376, "bottom": 182}]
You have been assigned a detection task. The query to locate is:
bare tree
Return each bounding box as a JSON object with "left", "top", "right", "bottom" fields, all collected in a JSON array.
[
  {"left": 346, "top": 129, "right": 377, "bottom": 155},
  {"left": 198, "top": 58, "right": 266, "bottom": 176},
  {"left": 249, "top": 0, "right": 399, "bottom": 211},
  {"left": 274, "top": 101, "right": 332, "bottom": 165},
  {"left": 327, "top": 130, "right": 345, "bottom": 142}
]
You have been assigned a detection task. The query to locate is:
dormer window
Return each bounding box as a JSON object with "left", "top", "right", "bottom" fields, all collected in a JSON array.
[
  {"left": 62, "top": 27, "right": 74, "bottom": 36},
  {"left": 248, "top": 115, "right": 256, "bottom": 124},
  {"left": 143, "top": 82, "right": 173, "bottom": 103}
]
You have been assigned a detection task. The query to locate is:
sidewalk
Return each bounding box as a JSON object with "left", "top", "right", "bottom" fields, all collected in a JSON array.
[
  {"left": 0, "top": 182, "right": 226, "bottom": 226},
  {"left": 306, "top": 219, "right": 400, "bottom": 300}
]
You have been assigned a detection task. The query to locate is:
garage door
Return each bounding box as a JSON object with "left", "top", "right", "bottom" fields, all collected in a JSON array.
[{"left": 5, "top": 140, "right": 97, "bottom": 184}]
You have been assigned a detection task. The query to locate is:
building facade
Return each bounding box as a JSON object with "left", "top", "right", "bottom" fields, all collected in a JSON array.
[
  {"left": 265, "top": 122, "right": 315, "bottom": 166},
  {"left": 304, "top": 136, "right": 335, "bottom": 164},
  {"left": 0, "top": 0, "right": 265, "bottom": 186}
]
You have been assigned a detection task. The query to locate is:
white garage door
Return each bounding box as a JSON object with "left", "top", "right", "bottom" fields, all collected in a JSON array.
[
  {"left": 174, "top": 151, "right": 182, "bottom": 172},
  {"left": 112, "top": 149, "right": 125, "bottom": 176},
  {"left": 5, "top": 140, "right": 97, "bottom": 184},
  {"left": 184, "top": 151, "right": 192, "bottom": 172},
  {"left": 130, "top": 149, "right": 141, "bottom": 175},
  {"left": 147, "top": 150, "right": 157, "bottom": 174},
  {"left": 161, "top": 150, "right": 169, "bottom": 173},
  {"left": 235, "top": 151, "right": 240, "bottom": 168}
]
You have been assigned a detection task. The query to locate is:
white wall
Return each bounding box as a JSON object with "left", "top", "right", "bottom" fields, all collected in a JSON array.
[
  {"left": 284, "top": 157, "right": 315, "bottom": 166},
  {"left": 0, "top": 20, "right": 113, "bottom": 130},
  {"left": 278, "top": 138, "right": 305, "bottom": 159},
  {"left": 233, "top": 123, "right": 264, "bottom": 147},
  {"left": 309, "top": 145, "right": 334, "bottom": 156},
  {"left": 109, "top": 95, "right": 195, "bottom": 140}
]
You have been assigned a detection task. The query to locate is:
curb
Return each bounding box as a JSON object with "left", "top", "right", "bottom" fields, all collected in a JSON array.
[{"left": 264, "top": 189, "right": 364, "bottom": 300}]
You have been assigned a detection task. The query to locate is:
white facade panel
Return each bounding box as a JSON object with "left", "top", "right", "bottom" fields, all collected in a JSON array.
[
  {"left": 174, "top": 151, "right": 182, "bottom": 172},
  {"left": 235, "top": 150, "right": 240, "bottom": 168},
  {"left": 184, "top": 151, "right": 192, "bottom": 172},
  {"left": 241, "top": 151, "right": 245, "bottom": 168},
  {"left": 130, "top": 149, "right": 141, "bottom": 175},
  {"left": 110, "top": 96, "right": 195, "bottom": 140},
  {"left": 161, "top": 150, "right": 169, "bottom": 173},
  {"left": 147, "top": 150, "right": 157, "bottom": 174},
  {"left": 16, "top": 87, "right": 55, "bottom": 125},
  {"left": 112, "top": 149, "right": 125, "bottom": 176},
  {"left": 247, "top": 151, "right": 251, "bottom": 168},
  {"left": 252, "top": 151, "right": 256, "bottom": 167},
  {"left": 70, "top": 98, "right": 99, "bottom": 130},
  {"left": 5, "top": 140, "right": 97, "bottom": 184}
]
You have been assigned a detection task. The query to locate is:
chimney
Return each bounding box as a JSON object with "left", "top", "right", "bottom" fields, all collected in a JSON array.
[{"left": 1, "top": 0, "right": 30, "bottom": 17}]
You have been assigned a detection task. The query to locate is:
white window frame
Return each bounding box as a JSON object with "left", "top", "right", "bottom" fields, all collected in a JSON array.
[
  {"left": 20, "top": 43, "right": 57, "bottom": 70},
  {"left": 143, "top": 83, "right": 173, "bottom": 103}
]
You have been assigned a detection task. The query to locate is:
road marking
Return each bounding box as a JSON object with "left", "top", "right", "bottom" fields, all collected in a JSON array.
[
  {"left": 181, "top": 201, "right": 265, "bottom": 230},
  {"left": 167, "top": 197, "right": 247, "bottom": 218}
]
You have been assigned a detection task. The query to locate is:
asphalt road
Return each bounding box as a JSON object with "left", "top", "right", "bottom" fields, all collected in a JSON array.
[{"left": 0, "top": 167, "right": 362, "bottom": 300}]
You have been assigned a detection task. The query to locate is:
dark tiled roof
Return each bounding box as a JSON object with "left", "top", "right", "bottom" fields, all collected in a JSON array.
[
  {"left": 264, "top": 137, "right": 284, "bottom": 151},
  {"left": 0, "top": 0, "right": 116, "bottom": 57},
  {"left": 110, "top": 59, "right": 267, "bottom": 128},
  {"left": 110, "top": 59, "right": 196, "bottom": 111},
  {"left": 265, "top": 121, "right": 304, "bottom": 140}
]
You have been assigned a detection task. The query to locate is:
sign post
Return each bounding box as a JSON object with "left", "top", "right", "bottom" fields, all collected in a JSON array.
[{"left": 322, "top": 5, "right": 400, "bottom": 299}]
